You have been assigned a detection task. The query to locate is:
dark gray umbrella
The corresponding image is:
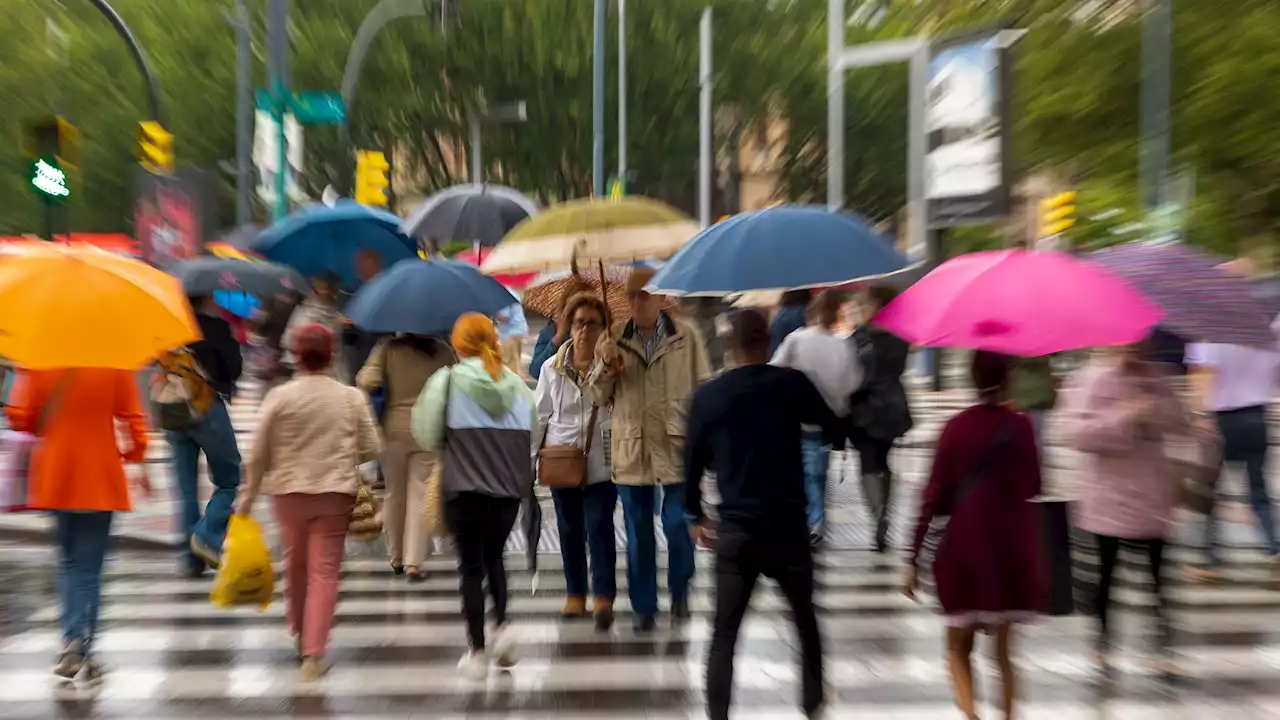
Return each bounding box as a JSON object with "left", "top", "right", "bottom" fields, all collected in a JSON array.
[
  {"left": 219, "top": 224, "right": 263, "bottom": 251},
  {"left": 168, "top": 257, "right": 309, "bottom": 297},
  {"left": 400, "top": 184, "right": 538, "bottom": 247}
]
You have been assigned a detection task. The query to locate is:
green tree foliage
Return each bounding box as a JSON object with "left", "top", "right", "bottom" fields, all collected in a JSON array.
[{"left": 0, "top": 0, "right": 1275, "bottom": 262}]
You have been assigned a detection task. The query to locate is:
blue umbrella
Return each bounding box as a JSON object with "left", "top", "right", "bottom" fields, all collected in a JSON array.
[
  {"left": 346, "top": 258, "right": 515, "bottom": 336},
  {"left": 214, "top": 290, "right": 260, "bottom": 319},
  {"left": 251, "top": 201, "right": 418, "bottom": 288},
  {"left": 645, "top": 205, "right": 912, "bottom": 296}
]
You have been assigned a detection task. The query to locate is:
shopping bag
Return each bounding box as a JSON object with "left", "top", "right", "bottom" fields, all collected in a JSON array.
[
  {"left": 422, "top": 460, "right": 449, "bottom": 537},
  {"left": 210, "top": 515, "right": 275, "bottom": 610},
  {"left": 0, "top": 430, "right": 37, "bottom": 513},
  {"left": 348, "top": 483, "right": 384, "bottom": 543}
]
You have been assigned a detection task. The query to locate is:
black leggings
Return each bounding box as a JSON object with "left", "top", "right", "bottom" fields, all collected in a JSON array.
[
  {"left": 445, "top": 492, "right": 521, "bottom": 651},
  {"left": 1094, "top": 534, "right": 1168, "bottom": 650}
]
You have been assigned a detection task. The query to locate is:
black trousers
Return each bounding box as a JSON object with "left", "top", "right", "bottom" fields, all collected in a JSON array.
[
  {"left": 445, "top": 492, "right": 521, "bottom": 651},
  {"left": 1094, "top": 534, "right": 1169, "bottom": 651},
  {"left": 707, "top": 520, "right": 823, "bottom": 720}
]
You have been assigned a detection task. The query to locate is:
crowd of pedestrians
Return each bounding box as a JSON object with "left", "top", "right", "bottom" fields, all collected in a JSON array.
[{"left": 8, "top": 257, "right": 1279, "bottom": 720}]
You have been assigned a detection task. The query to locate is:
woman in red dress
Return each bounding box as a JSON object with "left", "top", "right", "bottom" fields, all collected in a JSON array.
[{"left": 904, "top": 351, "right": 1045, "bottom": 720}]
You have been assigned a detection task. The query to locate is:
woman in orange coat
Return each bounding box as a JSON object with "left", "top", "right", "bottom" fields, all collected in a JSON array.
[{"left": 5, "top": 368, "right": 150, "bottom": 685}]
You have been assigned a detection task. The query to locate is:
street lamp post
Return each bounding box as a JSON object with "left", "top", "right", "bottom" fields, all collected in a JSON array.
[
  {"left": 592, "top": 0, "right": 607, "bottom": 197},
  {"left": 698, "top": 7, "right": 712, "bottom": 228},
  {"left": 618, "top": 0, "right": 627, "bottom": 189}
]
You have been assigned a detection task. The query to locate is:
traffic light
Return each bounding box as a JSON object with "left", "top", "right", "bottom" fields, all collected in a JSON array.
[
  {"left": 21, "top": 116, "right": 80, "bottom": 168},
  {"left": 355, "top": 150, "right": 390, "bottom": 207},
  {"left": 137, "top": 121, "right": 174, "bottom": 175},
  {"left": 1039, "top": 191, "right": 1077, "bottom": 238}
]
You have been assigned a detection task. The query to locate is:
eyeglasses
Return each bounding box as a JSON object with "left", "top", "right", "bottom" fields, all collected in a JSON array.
[{"left": 571, "top": 319, "right": 603, "bottom": 331}]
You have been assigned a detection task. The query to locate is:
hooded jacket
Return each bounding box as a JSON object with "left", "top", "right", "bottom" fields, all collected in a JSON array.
[{"left": 412, "top": 357, "right": 537, "bottom": 500}]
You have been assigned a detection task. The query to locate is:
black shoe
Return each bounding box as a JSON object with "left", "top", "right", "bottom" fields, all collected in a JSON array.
[
  {"left": 671, "top": 597, "right": 691, "bottom": 627},
  {"left": 390, "top": 564, "right": 405, "bottom": 576},
  {"left": 633, "top": 614, "right": 657, "bottom": 633},
  {"left": 181, "top": 560, "right": 207, "bottom": 579},
  {"left": 809, "top": 533, "right": 823, "bottom": 550}
]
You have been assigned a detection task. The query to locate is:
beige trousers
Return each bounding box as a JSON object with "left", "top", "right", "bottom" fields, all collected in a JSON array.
[
  {"left": 381, "top": 439, "right": 434, "bottom": 568},
  {"left": 501, "top": 337, "right": 525, "bottom": 376}
]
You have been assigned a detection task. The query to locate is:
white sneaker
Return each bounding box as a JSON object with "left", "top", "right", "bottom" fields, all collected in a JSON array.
[
  {"left": 458, "top": 649, "right": 488, "bottom": 681},
  {"left": 492, "top": 623, "right": 518, "bottom": 668}
]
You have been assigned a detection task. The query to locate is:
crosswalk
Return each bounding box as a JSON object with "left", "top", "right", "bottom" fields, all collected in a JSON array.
[{"left": 3, "top": 543, "right": 1280, "bottom": 718}]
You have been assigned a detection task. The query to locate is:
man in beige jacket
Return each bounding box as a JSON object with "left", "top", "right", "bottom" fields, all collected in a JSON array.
[{"left": 589, "top": 266, "right": 712, "bottom": 632}]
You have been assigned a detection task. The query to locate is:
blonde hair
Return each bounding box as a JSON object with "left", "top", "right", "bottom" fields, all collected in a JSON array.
[{"left": 451, "top": 313, "right": 504, "bottom": 380}]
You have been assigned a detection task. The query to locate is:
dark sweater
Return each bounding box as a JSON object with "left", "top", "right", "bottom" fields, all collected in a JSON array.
[
  {"left": 684, "top": 363, "right": 840, "bottom": 528},
  {"left": 769, "top": 304, "right": 807, "bottom": 357},
  {"left": 191, "top": 313, "right": 243, "bottom": 399}
]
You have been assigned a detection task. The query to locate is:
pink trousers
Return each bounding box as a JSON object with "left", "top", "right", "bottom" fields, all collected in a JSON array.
[{"left": 271, "top": 492, "right": 354, "bottom": 658}]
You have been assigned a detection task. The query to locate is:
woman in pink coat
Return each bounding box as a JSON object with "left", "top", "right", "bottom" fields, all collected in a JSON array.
[{"left": 1060, "top": 344, "right": 1194, "bottom": 676}]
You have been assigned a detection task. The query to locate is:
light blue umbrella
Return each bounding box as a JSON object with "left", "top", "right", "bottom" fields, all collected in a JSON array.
[
  {"left": 213, "top": 290, "right": 260, "bottom": 319},
  {"left": 346, "top": 258, "right": 514, "bottom": 337},
  {"left": 645, "top": 206, "right": 912, "bottom": 297},
  {"left": 251, "top": 201, "right": 418, "bottom": 288}
]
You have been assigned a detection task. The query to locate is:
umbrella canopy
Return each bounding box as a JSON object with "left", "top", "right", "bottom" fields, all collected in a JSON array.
[
  {"left": 214, "top": 290, "right": 261, "bottom": 319},
  {"left": 219, "top": 224, "right": 263, "bottom": 251},
  {"left": 1086, "top": 242, "right": 1276, "bottom": 346},
  {"left": 168, "top": 257, "right": 309, "bottom": 298},
  {"left": 452, "top": 248, "right": 537, "bottom": 290},
  {"left": 523, "top": 264, "right": 632, "bottom": 321},
  {"left": 645, "top": 206, "right": 912, "bottom": 297},
  {"left": 205, "top": 242, "right": 258, "bottom": 261},
  {"left": 251, "top": 201, "right": 417, "bottom": 288},
  {"left": 873, "top": 249, "right": 1162, "bottom": 356},
  {"left": 345, "top": 258, "right": 514, "bottom": 337},
  {"left": 480, "top": 197, "right": 698, "bottom": 274},
  {"left": 0, "top": 243, "right": 200, "bottom": 369},
  {"left": 401, "top": 184, "right": 538, "bottom": 247}
]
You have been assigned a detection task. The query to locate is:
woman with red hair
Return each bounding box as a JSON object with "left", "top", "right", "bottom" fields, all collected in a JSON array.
[
  {"left": 412, "top": 313, "right": 537, "bottom": 680},
  {"left": 235, "top": 322, "right": 382, "bottom": 682}
]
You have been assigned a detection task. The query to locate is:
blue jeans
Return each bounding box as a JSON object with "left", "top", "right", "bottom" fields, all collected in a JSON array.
[
  {"left": 617, "top": 483, "right": 695, "bottom": 617},
  {"left": 166, "top": 399, "right": 242, "bottom": 563},
  {"left": 54, "top": 511, "right": 113, "bottom": 658},
  {"left": 1208, "top": 406, "right": 1279, "bottom": 563},
  {"left": 801, "top": 433, "right": 831, "bottom": 535},
  {"left": 551, "top": 482, "right": 619, "bottom": 598}
]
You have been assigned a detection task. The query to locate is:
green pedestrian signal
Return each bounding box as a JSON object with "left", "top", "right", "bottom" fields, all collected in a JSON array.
[{"left": 30, "top": 158, "right": 70, "bottom": 200}]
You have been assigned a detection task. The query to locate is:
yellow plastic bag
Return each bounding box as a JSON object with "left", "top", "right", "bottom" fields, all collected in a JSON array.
[{"left": 210, "top": 515, "right": 275, "bottom": 611}]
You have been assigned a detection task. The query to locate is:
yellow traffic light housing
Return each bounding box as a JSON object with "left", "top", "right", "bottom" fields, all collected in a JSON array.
[
  {"left": 355, "top": 150, "right": 390, "bottom": 207},
  {"left": 137, "top": 121, "right": 174, "bottom": 175},
  {"left": 1039, "top": 191, "right": 1077, "bottom": 238}
]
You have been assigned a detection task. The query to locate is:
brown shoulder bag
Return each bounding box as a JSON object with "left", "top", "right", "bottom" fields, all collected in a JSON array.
[{"left": 538, "top": 402, "right": 600, "bottom": 489}]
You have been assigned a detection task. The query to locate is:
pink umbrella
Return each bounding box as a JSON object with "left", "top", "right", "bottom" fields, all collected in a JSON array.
[
  {"left": 453, "top": 247, "right": 537, "bottom": 290},
  {"left": 873, "top": 249, "right": 1162, "bottom": 356}
]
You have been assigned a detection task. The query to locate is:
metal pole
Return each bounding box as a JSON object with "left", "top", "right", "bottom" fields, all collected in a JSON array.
[
  {"left": 698, "top": 7, "right": 712, "bottom": 228},
  {"left": 1139, "top": 0, "right": 1172, "bottom": 210},
  {"left": 469, "top": 115, "right": 482, "bottom": 184},
  {"left": 232, "top": 0, "right": 252, "bottom": 225},
  {"left": 907, "top": 46, "right": 928, "bottom": 264},
  {"left": 88, "top": 0, "right": 162, "bottom": 122},
  {"left": 268, "top": 0, "right": 291, "bottom": 221},
  {"left": 618, "top": 0, "right": 627, "bottom": 189},
  {"left": 592, "top": 0, "right": 606, "bottom": 197},
  {"left": 826, "top": 0, "right": 844, "bottom": 210}
]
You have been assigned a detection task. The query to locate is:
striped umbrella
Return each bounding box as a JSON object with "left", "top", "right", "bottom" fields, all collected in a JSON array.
[{"left": 1087, "top": 242, "right": 1275, "bottom": 347}]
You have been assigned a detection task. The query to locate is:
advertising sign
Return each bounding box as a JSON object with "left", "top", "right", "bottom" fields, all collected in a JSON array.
[
  {"left": 925, "top": 31, "right": 1012, "bottom": 227},
  {"left": 134, "top": 168, "right": 214, "bottom": 268}
]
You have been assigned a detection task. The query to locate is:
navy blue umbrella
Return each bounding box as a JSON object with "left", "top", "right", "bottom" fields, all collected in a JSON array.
[
  {"left": 251, "top": 201, "right": 418, "bottom": 288},
  {"left": 645, "top": 206, "right": 913, "bottom": 296},
  {"left": 346, "top": 258, "right": 515, "bottom": 336}
]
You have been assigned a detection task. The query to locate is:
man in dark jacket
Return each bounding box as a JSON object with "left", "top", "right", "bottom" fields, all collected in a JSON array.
[
  {"left": 685, "top": 309, "right": 837, "bottom": 720},
  {"left": 168, "top": 295, "right": 245, "bottom": 576},
  {"left": 769, "top": 289, "right": 811, "bottom": 356}
]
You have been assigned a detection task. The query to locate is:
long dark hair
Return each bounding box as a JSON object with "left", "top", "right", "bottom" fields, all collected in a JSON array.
[
  {"left": 391, "top": 334, "right": 441, "bottom": 358},
  {"left": 971, "top": 350, "right": 1010, "bottom": 404}
]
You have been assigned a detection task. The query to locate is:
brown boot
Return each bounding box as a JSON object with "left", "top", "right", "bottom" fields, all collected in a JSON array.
[
  {"left": 561, "top": 595, "right": 587, "bottom": 618},
  {"left": 593, "top": 596, "right": 615, "bottom": 631}
]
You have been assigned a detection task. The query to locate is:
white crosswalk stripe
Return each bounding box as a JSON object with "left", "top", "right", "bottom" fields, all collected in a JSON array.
[{"left": 4, "top": 545, "right": 1280, "bottom": 718}]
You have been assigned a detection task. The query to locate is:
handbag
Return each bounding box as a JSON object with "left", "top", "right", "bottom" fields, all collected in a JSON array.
[
  {"left": 916, "top": 416, "right": 1015, "bottom": 594},
  {"left": 422, "top": 372, "right": 453, "bottom": 537},
  {"left": 538, "top": 402, "right": 600, "bottom": 489},
  {"left": 1168, "top": 419, "right": 1224, "bottom": 515},
  {"left": 1, "top": 372, "right": 73, "bottom": 513}
]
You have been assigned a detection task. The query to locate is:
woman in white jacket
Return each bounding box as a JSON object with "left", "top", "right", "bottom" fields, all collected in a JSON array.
[{"left": 534, "top": 293, "right": 618, "bottom": 630}]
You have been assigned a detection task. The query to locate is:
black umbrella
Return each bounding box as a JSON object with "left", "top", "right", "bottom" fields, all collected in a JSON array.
[
  {"left": 168, "top": 257, "right": 309, "bottom": 297},
  {"left": 522, "top": 489, "right": 543, "bottom": 580},
  {"left": 400, "top": 184, "right": 538, "bottom": 247}
]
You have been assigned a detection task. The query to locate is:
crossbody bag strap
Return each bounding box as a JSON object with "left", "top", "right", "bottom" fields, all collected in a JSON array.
[
  {"left": 950, "top": 415, "right": 1017, "bottom": 511},
  {"left": 582, "top": 402, "right": 600, "bottom": 455}
]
